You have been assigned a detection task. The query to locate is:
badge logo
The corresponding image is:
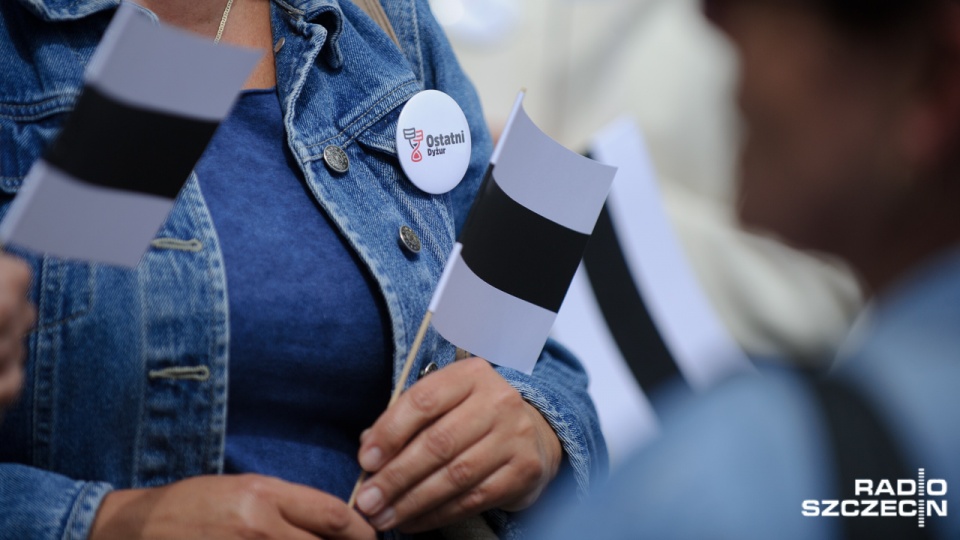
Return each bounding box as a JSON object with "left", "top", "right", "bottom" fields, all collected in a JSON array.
[
  {"left": 403, "top": 128, "right": 425, "bottom": 163},
  {"left": 395, "top": 90, "right": 472, "bottom": 195}
]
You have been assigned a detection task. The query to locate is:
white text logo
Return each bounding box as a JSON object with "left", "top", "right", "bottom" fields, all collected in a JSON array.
[{"left": 802, "top": 469, "right": 947, "bottom": 528}]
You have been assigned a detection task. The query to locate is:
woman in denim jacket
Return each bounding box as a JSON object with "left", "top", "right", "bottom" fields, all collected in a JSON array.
[{"left": 0, "top": 1, "right": 607, "bottom": 538}]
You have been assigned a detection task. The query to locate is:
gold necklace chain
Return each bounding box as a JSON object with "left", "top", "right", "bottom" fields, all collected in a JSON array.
[{"left": 213, "top": 0, "right": 235, "bottom": 44}]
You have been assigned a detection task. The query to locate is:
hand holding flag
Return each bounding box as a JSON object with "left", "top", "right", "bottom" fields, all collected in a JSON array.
[
  {"left": 0, "top": 255, "right": 36, "bottom": 414},
  {"left": 349, "top": 92, "right": 616, "bottom": 528},
  {"left": 0, "top": 4, "right": 259, "bottom": 268}
]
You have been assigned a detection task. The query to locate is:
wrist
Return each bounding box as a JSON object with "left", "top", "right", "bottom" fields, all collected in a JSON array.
[
  {"left": 525, "top": 402, "right": 563, "bottom": 482},
  {"left": 89, "top": 487, "right": 158, "bottom": 540}
]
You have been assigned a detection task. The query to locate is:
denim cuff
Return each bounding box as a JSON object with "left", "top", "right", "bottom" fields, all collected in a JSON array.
[{"left": 63, "top": 481, "right": 114, "bottom": 540}]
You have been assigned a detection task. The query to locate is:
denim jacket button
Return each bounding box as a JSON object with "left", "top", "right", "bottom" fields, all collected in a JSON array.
[
  {"left": 418, "top": 362, "right": 439, "bottom": 378},
  {"left": 399, "top": 225, "right": 421, "bottom": 254},
  {"left": 323, "top": 145, "right": 349, "bottom": 174},
  {"left": 273, "top": 37, "right": 285, "bottom": 53}
]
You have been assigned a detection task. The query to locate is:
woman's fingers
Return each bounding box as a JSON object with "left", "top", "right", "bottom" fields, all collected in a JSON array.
[
  {"left": 357, "top": 358, "right": 563, "bottom": 532},
  {"left": 358, "top": 359, "right": 487, "bottom": 473},
  {"left": 367, "top": 433, "right": 512, "bottom": 531},
  {"left": 271, "top": 478, "right": 376, "bottom": 540},
  {"left": 0, "top": 359, "right": 24, "bottom": 406},
  {"left": 395, "top": 463, "right": 535, "bottom": 534},
  {"left": 90, "top": 474, "right": 377, "bottom": 540},
  {"left": 357, "top": 400, "right": 493, "bottom": 518},
  {"left": 0, "top": 255, "right": 34, "bottom": 409}
]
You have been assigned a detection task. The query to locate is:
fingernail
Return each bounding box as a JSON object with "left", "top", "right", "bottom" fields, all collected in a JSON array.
[
  {"left": 370, "top": 506, "right": 396, "bottom": 530},
  {"left": 356, "top": 485, "right": 384, "bottom": 515},
  {"left": 359, "top": 446, "right": 382, "bottom": 471}
]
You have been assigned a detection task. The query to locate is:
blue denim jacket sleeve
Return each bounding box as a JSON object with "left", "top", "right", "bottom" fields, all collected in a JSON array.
[{"left": 0, "top": 465, "right": 112, "bottom": 540}]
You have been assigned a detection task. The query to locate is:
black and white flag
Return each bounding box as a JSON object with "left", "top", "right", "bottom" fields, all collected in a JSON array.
[
  {"left": 553, "top": 118, "right": 753, "bottom": 463},
  {"left": 429, "top": 93, "right": 617, "bottom": 374},
  {"left": 0, "top": 4, "right": 259, "bottom": 267}
]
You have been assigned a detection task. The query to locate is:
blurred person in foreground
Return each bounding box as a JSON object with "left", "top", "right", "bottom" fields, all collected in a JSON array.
[
  {"left": 536, "top": 0, "right": 960, "bottom": 538},
  {"left": 0, "top": 254, "right": 35, "bottom": 412}
]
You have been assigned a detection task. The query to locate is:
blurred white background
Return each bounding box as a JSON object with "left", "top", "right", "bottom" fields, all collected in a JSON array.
[
  {"left": 432, "top": 0, "right": 736, "bottom": 200},
  {"left": 433, "top": 0, "right": 863, "bottom": 364}
]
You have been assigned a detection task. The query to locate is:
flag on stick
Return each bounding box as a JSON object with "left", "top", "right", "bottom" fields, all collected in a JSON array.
[
  {"left": 429, "top": 93, "right": 617, "bottom": 374},
  {"left": 0, "top": 3, "right": 259, "bottom": 267},
  {"left": 552, "top": 118, "right": 754, "bottom": 463},
  {"left": 348, "top": 93, "right": 616, "bottom": 507}
]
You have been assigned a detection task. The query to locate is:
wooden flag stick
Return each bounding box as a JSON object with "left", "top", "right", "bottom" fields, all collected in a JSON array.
[{"left": 348, "top": 310, "right": 435, "bottom": 508}]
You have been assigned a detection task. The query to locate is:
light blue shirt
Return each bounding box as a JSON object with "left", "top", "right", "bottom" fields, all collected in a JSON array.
[{"left": 536, "top": 248, "right": 960, "bottom": 539}]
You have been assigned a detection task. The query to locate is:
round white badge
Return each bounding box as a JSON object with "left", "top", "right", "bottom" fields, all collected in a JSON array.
[{"left": 395, "top": 90, "right": 472, "bottom": 195}]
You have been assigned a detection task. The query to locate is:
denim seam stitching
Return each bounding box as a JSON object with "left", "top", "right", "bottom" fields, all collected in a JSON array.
[
  {"left": 302, "top": 79, "right": 419, "bottom": 153},
  {"left": 0, "top": 96, "right": 78, "bottom": 120},
  {"left": 410, "top": 0, "right": 424, "bottom": 83},
  {"left": 34, "top": 263, "right": 94, "bottom": 331},
  {"left": 274, "top": 0, "right": 305, "bottom": 16}
]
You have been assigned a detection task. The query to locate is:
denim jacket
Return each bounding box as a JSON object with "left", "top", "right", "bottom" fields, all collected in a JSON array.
[{"left": 0, "top": 1, "right": 607, "bottom": 538}]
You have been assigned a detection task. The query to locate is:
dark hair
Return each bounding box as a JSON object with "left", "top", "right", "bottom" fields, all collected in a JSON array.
[
  {"left": 703, "top": 0, "right": 937, "bottom": 37},
  {"left": 814, "top": 0, "right": 935, "bottom": 35}
]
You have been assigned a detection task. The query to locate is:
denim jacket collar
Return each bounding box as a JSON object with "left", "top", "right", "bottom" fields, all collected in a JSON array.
[
  {"left": 18, "top": 0, "right": 344, "bottom": 64},
  {"left": 277, "top": 0, "right": 342, "bottom": 20},
  {"left": 275, "top": 0, "right": 345, "bottom": 68},
  {"left": 16, "top": 0, "right": 119, "bottom": 21}
]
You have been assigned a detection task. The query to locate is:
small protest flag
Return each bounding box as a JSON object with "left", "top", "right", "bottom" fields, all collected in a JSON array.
[
  {"left": 428, "top": 92, "right": 617, "bottom": 375},
  {"left": 348, "top": 91, "right": 617, "bottom": 508},
  {"left": 552, "top": 118, "right": 754, "bottom": 462},
  {"left": 0, "top": 3, "right": 259, "bottom": 267}
]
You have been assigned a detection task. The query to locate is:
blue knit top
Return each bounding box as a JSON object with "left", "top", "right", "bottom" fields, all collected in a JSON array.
[{"left": 194, "top": 88, "right": 392, "bottom": 500}]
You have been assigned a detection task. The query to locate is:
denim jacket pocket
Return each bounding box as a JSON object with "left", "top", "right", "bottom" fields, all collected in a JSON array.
[
  {"left": 5, "top": 244, "right": 95, "bottom": 332},
  {"left": 0, "top": 92, "right": 76, "bottom": 196},
  {"left": 0, "top": 93, "right": 92, "bottom": 328}
]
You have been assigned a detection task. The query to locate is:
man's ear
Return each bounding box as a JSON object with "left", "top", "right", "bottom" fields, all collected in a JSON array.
[{"left": 901, "top": 2, "right": 960, "bottom": 176}]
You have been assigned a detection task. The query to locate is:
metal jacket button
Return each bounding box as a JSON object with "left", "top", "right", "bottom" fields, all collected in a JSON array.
[
  {"left": 323, "top": 145, "right": 349, "bottom": 174},
  {"left": 399, "top": 225, "right": 421, "bottom": 253},
  {"left": 273, "top": 37, "right": 285, "bottom": 53},
  {"left": 419, "top": 362, "right": 439, "bottom": 378}
]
